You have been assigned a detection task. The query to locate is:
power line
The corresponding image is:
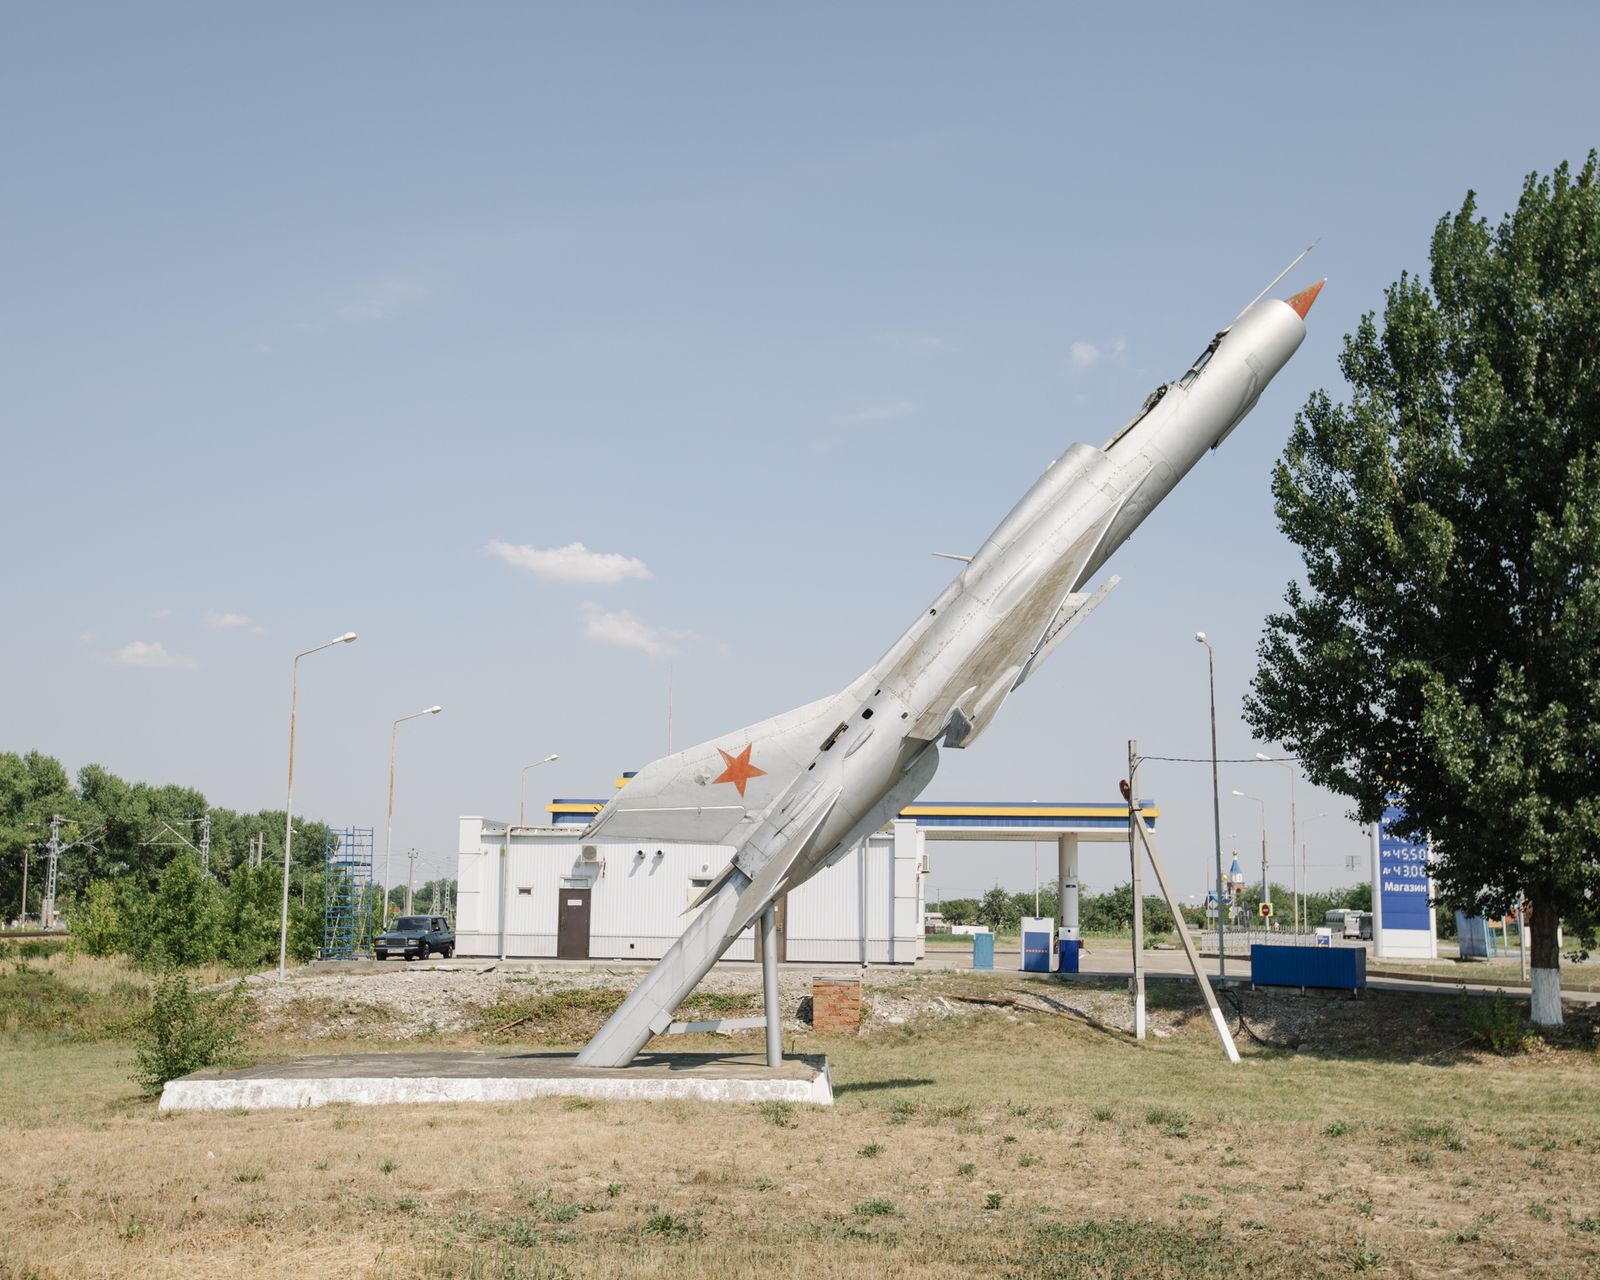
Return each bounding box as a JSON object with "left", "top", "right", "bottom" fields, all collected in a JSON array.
[{"left": 1137, "top": 755, "right": 1302, "bottom": 766}]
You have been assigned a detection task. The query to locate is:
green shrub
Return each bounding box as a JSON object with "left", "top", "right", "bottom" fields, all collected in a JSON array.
[
  {"left": 70, "top": 880, "right": 124, "bottom": 957},
  {"left": 131, "top": 969, "right": 255, "bottom": 1096},
  {"left": 1460, "top": 990, "right": 1532, "bottom": 1054}
]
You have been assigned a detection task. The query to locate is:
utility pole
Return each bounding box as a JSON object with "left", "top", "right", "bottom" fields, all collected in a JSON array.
[
  {"left": 1195, "top": 633, "right": 1226, "bottom": 977},
  {"left": 200, "top": 814, "right": 211, "bottom": 879},
  {"left": 1124, "top": 743, "right": 1145, "bottom": 1041},
  {"left": 405, "top": 848, "right": 418, "bottom": 914},
  {"left": 19, "top": 832, "right": 30, "bottom": 928},
  {"left": 430, "top": 881, "right": 440, "bottom": 914},
  {"left": 1255, "top": 754, "right": 1299, "bottom": 930},
  {"left": 42, "top": 814, "right": 62, "bottom": 929},
  {"left": 1231, "top": 790, "right": 1269, "bottom": 932}
]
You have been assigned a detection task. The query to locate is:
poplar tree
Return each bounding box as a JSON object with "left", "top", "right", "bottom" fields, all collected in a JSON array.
[{"left": 1247, "top": 156, "right": 1600, "bottom": 1026}]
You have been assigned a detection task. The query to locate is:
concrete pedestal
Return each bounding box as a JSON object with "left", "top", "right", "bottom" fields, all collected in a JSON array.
[{"left": 159, "top": 1050, "right": 833, "bottom": 1112}]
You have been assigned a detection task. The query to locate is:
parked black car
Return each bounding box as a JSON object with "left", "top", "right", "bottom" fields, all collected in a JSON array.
[{"left": 375, "top": 915, "right": 455, "bottom": 960}]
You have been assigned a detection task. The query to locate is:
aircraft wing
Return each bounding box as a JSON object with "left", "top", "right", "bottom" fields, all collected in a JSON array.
[{"left": 581, "top": 691, "right": 852, "bottom": 846}]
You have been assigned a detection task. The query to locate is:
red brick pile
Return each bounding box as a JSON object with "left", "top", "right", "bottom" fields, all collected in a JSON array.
[{"left": 811, "top": 977, "right": 862, "bottom": 1034}]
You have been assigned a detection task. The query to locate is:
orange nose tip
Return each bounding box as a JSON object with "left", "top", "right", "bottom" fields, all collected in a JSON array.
[{"left": 1285, "top": 279, "right": 1326, "bottom": 319}]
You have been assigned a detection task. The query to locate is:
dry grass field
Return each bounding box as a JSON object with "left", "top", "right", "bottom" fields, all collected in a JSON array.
[{"left": 1, "top": 950, "right": 1597, "bottom": 1279}]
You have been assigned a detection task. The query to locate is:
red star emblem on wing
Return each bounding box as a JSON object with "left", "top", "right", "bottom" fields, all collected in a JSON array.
[{"left": 712, "top": 743, "right": 767, "bottom": 797}]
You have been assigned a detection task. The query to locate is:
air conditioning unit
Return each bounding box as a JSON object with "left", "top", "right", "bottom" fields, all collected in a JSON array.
[{"left": 581, "top": 845, "right": 604, "bottom": 866}]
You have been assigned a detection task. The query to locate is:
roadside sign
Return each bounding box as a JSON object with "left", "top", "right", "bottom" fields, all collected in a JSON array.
[{"left": 1258, "top": 901, "right": 1274, "bottom": 918}]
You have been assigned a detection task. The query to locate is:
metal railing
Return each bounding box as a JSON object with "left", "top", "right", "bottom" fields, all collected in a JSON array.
[{"left": 1193, "top": 927, "right": 1368, "bottom": 955}]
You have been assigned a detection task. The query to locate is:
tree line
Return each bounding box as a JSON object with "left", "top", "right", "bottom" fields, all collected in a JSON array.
[
  {"left": 935, "top": 880, "right": 1372, "bottom": 936},
  {"left": 0, "top": 750, "right": 454, "bottom": 967}
]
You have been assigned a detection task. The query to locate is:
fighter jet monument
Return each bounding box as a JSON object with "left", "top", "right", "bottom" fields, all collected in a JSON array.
[{"left": 576, "top": 271, "right": 1324, "bottom": 1067}]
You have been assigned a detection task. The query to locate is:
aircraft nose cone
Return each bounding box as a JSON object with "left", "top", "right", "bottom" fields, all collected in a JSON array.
[{"left": 1285, "top": 279, "right": 1326, "bottom": 319}]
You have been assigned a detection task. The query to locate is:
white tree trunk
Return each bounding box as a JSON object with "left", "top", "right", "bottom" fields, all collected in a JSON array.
[
  {"left": 1528, "top": 899, "right": 1563, "bottom": 1028},
  {"left": 1530, "top": 967, "right": 1563, "bottom": 1027}
]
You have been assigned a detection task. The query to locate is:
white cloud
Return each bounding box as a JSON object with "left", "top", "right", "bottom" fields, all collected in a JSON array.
[
  {"left": 581, "top": 603, "right": 671, "bottom": 660},
  {"left": 881, "top": 331, "right": 952, "bottom": 355},
  {"left": 205, "top": 611, "right": 254, "bottom": 629},
  {"left": 1069, "top": 337, "right": 1128, "bottom": 371},
  {"left": 836, "top": 400, "right": 914, "bottom": 426},
  {"left": 111, "top": 641, "right": 197, "bottom": 670},
  {"left": 295, "top": 277, "right": 428, "bottom": 332},
  {"left": 336, "top": 277, "right": 427, "bottom": 323},
  {"left": 485, "top": 539, "right": 652, "bottom": 585}
]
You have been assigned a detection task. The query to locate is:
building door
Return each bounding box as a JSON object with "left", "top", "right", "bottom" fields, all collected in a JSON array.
[{"left": 557, "top": 888, "right": 591, "bottom": 959}]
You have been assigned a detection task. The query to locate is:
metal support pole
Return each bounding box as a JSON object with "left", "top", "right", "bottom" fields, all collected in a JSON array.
[
  {"left": 405, "top": 848, "right": 418, "bottom": 914},
  {"left": 1368, "top": 823, "right": 1385, "bottom": 959},
  {"left": 279, "top": 655, "right": 300, "bottom": 981},
  {"left": 1127, "top": 741, "right": 1145, "bottom": 1041},
  {"left": 1131, "top": 805, "right": 1240, "bottom": 1063},
  {"left": 498, "top": 828, "right": 510, "bottom": 961},
  {"left": 385, "top": 720, "right": 400, "bottom": 915},
  {"left": 857, "top": 840, "right": 868, "bottom": 967},
  {"left": 759, "top": 901, "right": 781, "bottom": 1067},
  {"left": 18, "top": 839, "right": 29, "bottom": 924},
  {"left": 1261, "top": 822, "right": 1270, "bottom": 924},
  {"left": 1057, "top": 833, "right": 1079, "bottom": 973},
  {"left": 1287, "top": 770, "right": 1297, "bottom": 931},
  {"left": 1198, "top": 635, "right": 1226, "bottom": 977},
  {"left": 280, "top": 632, "right": 357, "bottom": 981}
]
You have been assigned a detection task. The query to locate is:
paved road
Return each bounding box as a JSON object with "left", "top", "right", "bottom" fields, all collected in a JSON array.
[{"left": 921, "top": 941, "right": 1600, "bottom": 1004}]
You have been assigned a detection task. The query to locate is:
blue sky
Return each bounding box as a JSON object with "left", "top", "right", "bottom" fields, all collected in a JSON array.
[{"left": 4, "top": 3, "right": 1596, "bottom": 897}]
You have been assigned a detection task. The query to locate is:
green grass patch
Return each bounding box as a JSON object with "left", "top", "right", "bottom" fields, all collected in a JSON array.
[
  {"left": 0, "top": 938, "right": 72, "bottom": 962},
  {"left": 473, "top": 988, "right": 627, "bottom": 1042},
  {"left": 0, "top": 963, "right": 146, "bottom": 1041}
]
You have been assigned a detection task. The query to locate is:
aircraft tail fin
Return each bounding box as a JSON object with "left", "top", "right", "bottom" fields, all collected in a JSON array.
[{"left": 582, "top": 690, "right": 854, "bottom": 847}]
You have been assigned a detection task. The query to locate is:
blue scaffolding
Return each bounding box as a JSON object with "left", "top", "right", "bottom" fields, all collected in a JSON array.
[{"left": 323, "top": 827, "right": 375, "bottom": 959}]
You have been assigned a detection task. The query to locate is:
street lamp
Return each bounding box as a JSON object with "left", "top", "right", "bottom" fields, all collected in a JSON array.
[
  {"left": 384, "top": 705, "right": 443, "bottom": 920},
  {"left": 520, "top": 754, "right": 561, "bottom": 826},
  {"left": 1300, "top": 809, "right": 1332, "bottom": 918},
  {"left": 1231, "top": 789, "right": 1269, "bottom": 926},
  {"left": 1195, "top": 632, "right": 1226, "bottom": 976},
  {"left": 279, "top": 632, "right": 357, "bottom": 981},
  {"left": 1255, "top": 753, "right": 1299, "bottom": 931}
]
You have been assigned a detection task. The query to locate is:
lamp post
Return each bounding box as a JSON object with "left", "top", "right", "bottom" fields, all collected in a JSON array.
[
  {"left": 279, "top": 632, "right": 358, "bottom": 981},
  {"left": 1255, "top": 753, "right": 1299, "bottom": 931},
  {"left": 384, "top": 705, "right": 443, "bottom": 921},
  {"left": 1301, "top": 809, "right": 1330, "bottom": 893},
  {"left": 1231, "top": 789, "right": 1269, "bottom": 927},
  {"left": 1195, "top": 632, "right": 1226, "bottom": 976},
  {"left": 519, "top": 754, "right": 560, "bottom": 827}
]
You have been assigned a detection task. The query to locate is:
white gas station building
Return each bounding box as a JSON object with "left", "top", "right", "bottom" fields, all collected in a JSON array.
[{"left": 453, "top": 789, "right": 1157, "bottom": 964}]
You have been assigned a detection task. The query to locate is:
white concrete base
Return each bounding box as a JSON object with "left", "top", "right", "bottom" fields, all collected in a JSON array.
[{"left": 159, "top": 1051, "right": 832, "bottom": 1112}]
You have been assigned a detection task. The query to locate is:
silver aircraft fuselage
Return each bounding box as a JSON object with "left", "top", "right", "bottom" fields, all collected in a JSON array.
[{"left": 575, "top": 280, "right": 1322, "bottom": 1067}]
